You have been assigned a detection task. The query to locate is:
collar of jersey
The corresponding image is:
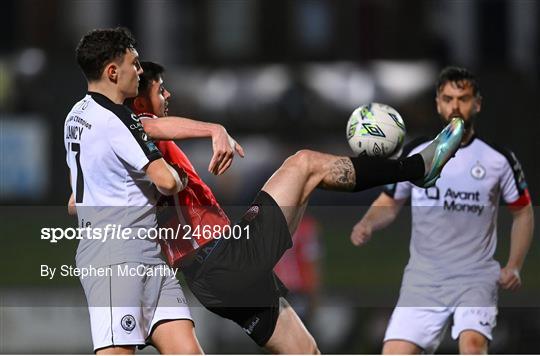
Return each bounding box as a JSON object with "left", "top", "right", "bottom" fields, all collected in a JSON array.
[
  {"left": 461, "top": 133, "right": 477, "bottom": 148},
  {"left": 87, "top": 91, "right": 119, "bottom": 107}
]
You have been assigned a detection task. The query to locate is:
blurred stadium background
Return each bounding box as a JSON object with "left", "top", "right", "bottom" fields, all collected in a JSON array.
[{"left": 0, "top": 0, "right": 539, "bottom": 353}]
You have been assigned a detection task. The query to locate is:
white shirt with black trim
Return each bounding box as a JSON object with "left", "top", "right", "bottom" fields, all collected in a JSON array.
[
  {"left": 385, "top": 136, "right": 530, "bottom": 285},
  {"left": 64, "top": 92, "right": 165, "bottom": 268}
]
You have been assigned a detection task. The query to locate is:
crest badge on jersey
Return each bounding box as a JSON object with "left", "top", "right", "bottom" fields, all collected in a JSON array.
[
  {"left": 471, "top": 162, "right": 486, "bottom": 180},
  {"left": 121, "top": 314, "right": 136, "bottom": 332},
  {"left": 243, "top": 205, "right": 260, "bottom": 222}
]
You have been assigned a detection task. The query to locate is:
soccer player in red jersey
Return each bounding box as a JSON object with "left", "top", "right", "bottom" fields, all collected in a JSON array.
[
  {"left": 127, "top": 61, "right": 464, "bottom": 354},
  {"left": 126, "top": 62, "right": 241, "bottom": 264}
]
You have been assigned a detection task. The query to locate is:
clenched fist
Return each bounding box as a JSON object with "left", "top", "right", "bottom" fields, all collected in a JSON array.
[{"left": 350, "top": 221, "right": 373, "bottom": 247}]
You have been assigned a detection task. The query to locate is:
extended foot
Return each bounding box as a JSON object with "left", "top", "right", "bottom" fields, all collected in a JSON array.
[{"left": 414, "top": 117, "right": 464, "bottom": 187}]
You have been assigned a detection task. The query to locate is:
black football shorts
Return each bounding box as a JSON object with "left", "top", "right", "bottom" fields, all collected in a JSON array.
[{"left": 183, "top": 190, "right": 292, "bottom": 346}]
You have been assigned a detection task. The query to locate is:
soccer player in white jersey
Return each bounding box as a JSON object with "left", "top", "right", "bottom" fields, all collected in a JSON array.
[
  {"left": 350, "top": 66, "right": 534, "bottom": 354},
  {"left": 66, "top": 27, "right": 466, "bottom": 353},
  {"left": 65, "top": 28, "right": 203, "bottom": 354}
]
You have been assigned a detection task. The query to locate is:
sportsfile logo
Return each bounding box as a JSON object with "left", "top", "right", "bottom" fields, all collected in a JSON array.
[
  {"left": 443, "top": 188, "right": 484, "bottom": 215},
  {"left": 40, "top": 224, "right": 250, "bottom": 243}
]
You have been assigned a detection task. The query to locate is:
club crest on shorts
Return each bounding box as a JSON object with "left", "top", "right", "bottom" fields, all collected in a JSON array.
[
  {"left": 121, "top": 314, "right": 136, "bottom": 332},
  {"left": 243, "top": 205, "right": 259, "bottom": 222},
  {"left": 471, "top": 162, "right": 486, "bottom": 180}
]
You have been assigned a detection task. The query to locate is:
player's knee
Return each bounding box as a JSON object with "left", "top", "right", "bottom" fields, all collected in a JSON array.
[
  {"left": 460, "top": 333, "right": 488, "bottom": 354},
  {"left": 287, "top": 150, "right": 320, "bottom": 172},
  {"left": 311, "top": 339, "right": 321, "bottom": 354}
]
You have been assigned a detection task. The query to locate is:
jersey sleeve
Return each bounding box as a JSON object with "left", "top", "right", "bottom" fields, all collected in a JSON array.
[
  {"left": 499, "top": 149, "right": 531, "bottom": 208},
  {"left": 384, "top": 181, "right": 412, "bottom": 200},
  {"left": 107, "top": 106, "right": 162, "bottom": 171}
]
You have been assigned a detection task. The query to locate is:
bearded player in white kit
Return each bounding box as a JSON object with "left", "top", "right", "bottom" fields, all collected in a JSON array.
[{"left": 351, "top": 66, "right": 534, "bottom": 354}]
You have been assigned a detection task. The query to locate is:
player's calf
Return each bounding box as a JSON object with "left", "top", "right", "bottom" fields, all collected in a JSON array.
[{"left": 264, "top": 298, "right": 320, "bottom": 354}]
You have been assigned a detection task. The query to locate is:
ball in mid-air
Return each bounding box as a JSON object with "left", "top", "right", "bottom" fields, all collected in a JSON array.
[{"left": 346, "top": 102, "right": 406, "bottom": 158}]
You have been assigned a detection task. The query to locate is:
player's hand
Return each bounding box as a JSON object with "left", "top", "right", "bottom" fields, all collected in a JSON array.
[
  {"left": 350, "top": 221, "right": 372, "bottom": 247},
  {"left": 67, "top": 193, "right": 77, "bottom": 216},
  {"left": 208, "top": 125, "right": 245, "bottom": 175},
  {"left": 498, "top": 266, "right": 521, "bottom": 291}
]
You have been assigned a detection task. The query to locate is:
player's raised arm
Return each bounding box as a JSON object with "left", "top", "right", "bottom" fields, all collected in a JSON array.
[
  {"left": 499, "top": 202, "right": 534, "bottom": 291},
  {"left": 141, "top": 116, "right": 244, "bottom": 175},
  {"left": 350, "top": 192, "right": 406, "bottom": 247}
]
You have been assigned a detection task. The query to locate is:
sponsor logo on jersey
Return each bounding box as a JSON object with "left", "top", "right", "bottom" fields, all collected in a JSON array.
[
  {"left": 425, "top": 186, "right": 439, "bottom": 200},
  {"left": 443, "top": 188, "right": 484, "bottom": 215},
  {"left": 121, "top": 314, "right": 136, "bottom": 332},
  {"left": 146, "top": 141, "right": 158, "bottom": 152},
  {"left": 129, "top": 122, "right": 143, "bottom": 130},
  {"left": 131, "top": 113, "right": 140, "bottom": 122},
  {"left": 470, "top": 162, "right": 486, "bottom": 180}
]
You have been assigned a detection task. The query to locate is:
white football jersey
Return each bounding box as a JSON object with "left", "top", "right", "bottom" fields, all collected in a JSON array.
[
  {"left": 385, "top": 136, "right": 530, "bottom": 285},
  {"left": 64, "top": 92, "right": 164, "bottom": 268}
]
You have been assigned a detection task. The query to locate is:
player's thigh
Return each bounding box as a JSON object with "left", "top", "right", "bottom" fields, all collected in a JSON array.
[
  {"left": 82, "top": 267, "right": 148, "bottom": 351},
  {"left": 148, "top": 273, "right": 201, "bottom": 353},
  {"left": 264, "top": 298, "right": 319, "bottom": 354},
  {"left": 384, "top": 306, "right": 451, "bottom": 354},
  {"left": 261, "top": 150, "right": 342, "bottom": 209},
  {"left": 95, "top": 345, "right": 135, "bottom": 355},
  {"left": 151, "top": 319, "right": 202, "bottom": 354}
]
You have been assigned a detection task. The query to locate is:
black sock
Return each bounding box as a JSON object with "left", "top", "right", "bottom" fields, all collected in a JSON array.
[{"left": 351, "top": 154, "right": 425, "bottom": 192}]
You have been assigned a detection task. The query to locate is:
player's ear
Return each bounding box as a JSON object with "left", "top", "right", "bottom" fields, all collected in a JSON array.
[
  {"left": 105, "top": 63, "right": 118, "bottom": 82},
  {"left": 474, "top": 95, "right": 482, "bottom": 114},
  {"left": 133, "top": 96, "right": 149, "bottom": 112}
]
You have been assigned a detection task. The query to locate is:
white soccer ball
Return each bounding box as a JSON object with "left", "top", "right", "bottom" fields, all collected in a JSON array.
[{"left": 346, "top": 102, "right": 406, "bottom": 158}]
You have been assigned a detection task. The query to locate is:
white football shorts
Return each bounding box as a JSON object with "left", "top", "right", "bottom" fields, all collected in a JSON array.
[
  {"left": 80, "top": 263, "right": 192, "bottom": 351},
  {"left": 384, "top": 282, "right": 498, "bottom": 353}
]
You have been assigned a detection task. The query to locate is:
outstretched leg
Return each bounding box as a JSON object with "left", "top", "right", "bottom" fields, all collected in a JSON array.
[
  {"left": 262, "top": 150, "right": 355, "bottom": 234},
  {"left": 262, "top": 117, "right": 464, "bottom": 233}
]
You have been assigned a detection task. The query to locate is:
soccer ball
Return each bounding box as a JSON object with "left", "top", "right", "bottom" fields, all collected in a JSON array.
[{"left": 346, "top": 102, "right": 406, "bottom": 158}]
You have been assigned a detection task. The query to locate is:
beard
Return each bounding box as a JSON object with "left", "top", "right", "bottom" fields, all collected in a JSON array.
[{"left": 441, "top": 111, "right": 476, "bottom": 131}]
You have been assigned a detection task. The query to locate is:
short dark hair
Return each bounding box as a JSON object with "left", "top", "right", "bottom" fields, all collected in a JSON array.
[
  {"left": 124, "top": 61, "right": 165, "bottom": 107},
  {"left": 76, "top": 27, "right": 137, "bottom": 81},
  {"left": 138, "top": 61, "right": 165, "bottom": 93},
  {"left": 436, "top": 66, "right": 481, "bottom": 97}
]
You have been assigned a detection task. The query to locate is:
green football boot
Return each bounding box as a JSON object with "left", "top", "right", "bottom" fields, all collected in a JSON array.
[{"left": 415, "top": 117, "right": 465, "bottom": 188}]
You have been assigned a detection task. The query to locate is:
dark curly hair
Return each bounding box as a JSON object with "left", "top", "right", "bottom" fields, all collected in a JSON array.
[
  {"left": 436, "top": 66, "right": 481, "bottom": 97},
  {"left": 138, "top": 61, "right": 165, "bottom": 93},
  {"left": 76, "top": 27, "right": 137, "bottom": 81}
]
